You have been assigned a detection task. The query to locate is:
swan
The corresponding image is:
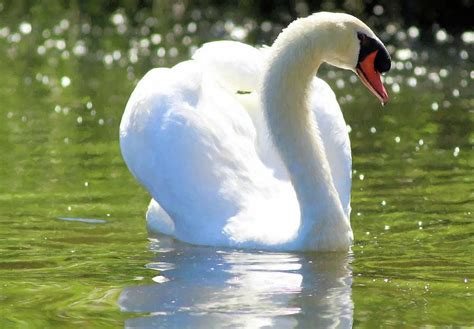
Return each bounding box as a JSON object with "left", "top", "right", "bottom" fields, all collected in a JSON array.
[{"left": 120, "top": 12, "right": 391, "bottom": 251}]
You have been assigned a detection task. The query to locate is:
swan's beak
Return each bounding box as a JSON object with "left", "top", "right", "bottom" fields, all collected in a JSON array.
[{"left": 356, "top": 50, "right": 389, "bottom": 105}]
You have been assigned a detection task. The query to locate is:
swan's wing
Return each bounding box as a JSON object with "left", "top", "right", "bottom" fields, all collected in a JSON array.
[
  {"left": 309, "top": 78, "right": 352, "bottom": 217},
  {"left": 189, "top": 42, "right": 350, "bottom": 217},
  {"left": 192, "top": 41, "right": 289, "bottom": 180},
  {"left": 191, "top": 41, "right": 351, "bottom": 203},
  {"left": 192, "top": 41, "right": 264, "bottom": 93},
  {"left": 120, "top": 60, "right": 295, "bottom": 246}
]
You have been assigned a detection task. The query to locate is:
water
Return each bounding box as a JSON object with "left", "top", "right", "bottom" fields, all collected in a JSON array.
[
  {"left": 120, "top": 239, "right": 352, "bottom": 328},
  {"left": 0, "top": 2, "right": 473, "bottom": 328}
]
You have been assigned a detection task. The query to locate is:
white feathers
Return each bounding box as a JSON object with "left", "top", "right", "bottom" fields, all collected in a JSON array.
[
  {"left": 192, "top": 41, "right": 264, "bottom": 92},
  {"left": 120, "top": 13, "right": 364, "bottom": 251}
]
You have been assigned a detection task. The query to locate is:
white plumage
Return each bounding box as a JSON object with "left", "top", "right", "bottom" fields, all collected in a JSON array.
[{"left": 120, "top": 12, "right": 383, "bottom": 251}]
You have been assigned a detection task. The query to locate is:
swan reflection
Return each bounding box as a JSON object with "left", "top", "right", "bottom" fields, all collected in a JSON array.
[{"left": 119, "top": 237, "right": 353, "bottom": 328}]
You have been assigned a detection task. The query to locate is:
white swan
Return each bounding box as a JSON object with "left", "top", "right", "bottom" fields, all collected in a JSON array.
[{"left": 120, "top": 12, "right": 391, "bottom": 251}]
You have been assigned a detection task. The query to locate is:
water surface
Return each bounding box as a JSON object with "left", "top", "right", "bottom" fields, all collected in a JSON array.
[{"left": 120, "top": 238, "right": 353, "bottom": 328}]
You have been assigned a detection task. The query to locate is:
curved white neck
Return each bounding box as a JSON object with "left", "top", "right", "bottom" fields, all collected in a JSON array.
[{"left": 262, "top": 17, "right": 352, "bottom": 250}]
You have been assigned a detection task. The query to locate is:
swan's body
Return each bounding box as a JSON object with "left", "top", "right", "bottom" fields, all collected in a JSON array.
[{"left": 120, "top": 12, "right": 391, "bottom": 251}]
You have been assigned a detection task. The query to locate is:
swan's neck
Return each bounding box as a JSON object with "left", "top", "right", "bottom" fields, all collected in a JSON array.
[{"left": 262, "top": 18, "right": 352, "bottom": 250}]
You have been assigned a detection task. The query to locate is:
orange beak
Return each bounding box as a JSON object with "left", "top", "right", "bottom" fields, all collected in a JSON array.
[{"left": 356, "top": 50, "right": 389, "bottom": 105}]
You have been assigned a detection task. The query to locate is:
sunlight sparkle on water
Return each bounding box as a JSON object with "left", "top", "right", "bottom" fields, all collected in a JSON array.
[
  {"left": 19, "top": 22, "right": 32, "bottom": 34},
  {"left": 435, "top": 29, "right": 449, "bottom": 43},
  {"left": 453, "top": 147, "right": 460, "bottom": 157},
  {"left": 391, "top": 83, "right": 400, "bottom": 93},
  {"left": 60, "top": 76, "right": 71, "bottom": 87},
  {"left": 407, "top": 77, "right": 417, "bottom": 87},
  {"left": 461, "top": 31, "right": 474, "bottom": 44},
  {"left": 396, "top": 49, "right": 412, "bottom": 61},
  {"left": 72, "top": 41, "right": 87, "bottom": 56},
  {"left": 407, "top": 26, "right": 420, "bottom": 39}
]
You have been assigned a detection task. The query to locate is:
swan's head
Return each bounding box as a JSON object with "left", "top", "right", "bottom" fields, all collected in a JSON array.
[{"left": 316, "top": 12, "right": 392, "bottom": 104}]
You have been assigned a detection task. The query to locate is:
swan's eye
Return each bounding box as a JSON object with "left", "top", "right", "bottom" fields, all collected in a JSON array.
[{"left": 357, "top": 32, "right": 367, "bottom": 43}]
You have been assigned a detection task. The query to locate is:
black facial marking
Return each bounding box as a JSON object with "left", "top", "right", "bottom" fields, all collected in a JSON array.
[{"left": 357, "top": 32, "right": 391, "bottom": 73}]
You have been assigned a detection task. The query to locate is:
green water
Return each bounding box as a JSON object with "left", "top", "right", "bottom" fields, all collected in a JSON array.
[{"left": 0, "top": 2, "right": 473, "bottom": 328}]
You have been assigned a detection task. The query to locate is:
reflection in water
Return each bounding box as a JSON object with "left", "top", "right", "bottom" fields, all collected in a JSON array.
[{"left": 119, "top": 236, "right": 353, "bottom": 328}]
